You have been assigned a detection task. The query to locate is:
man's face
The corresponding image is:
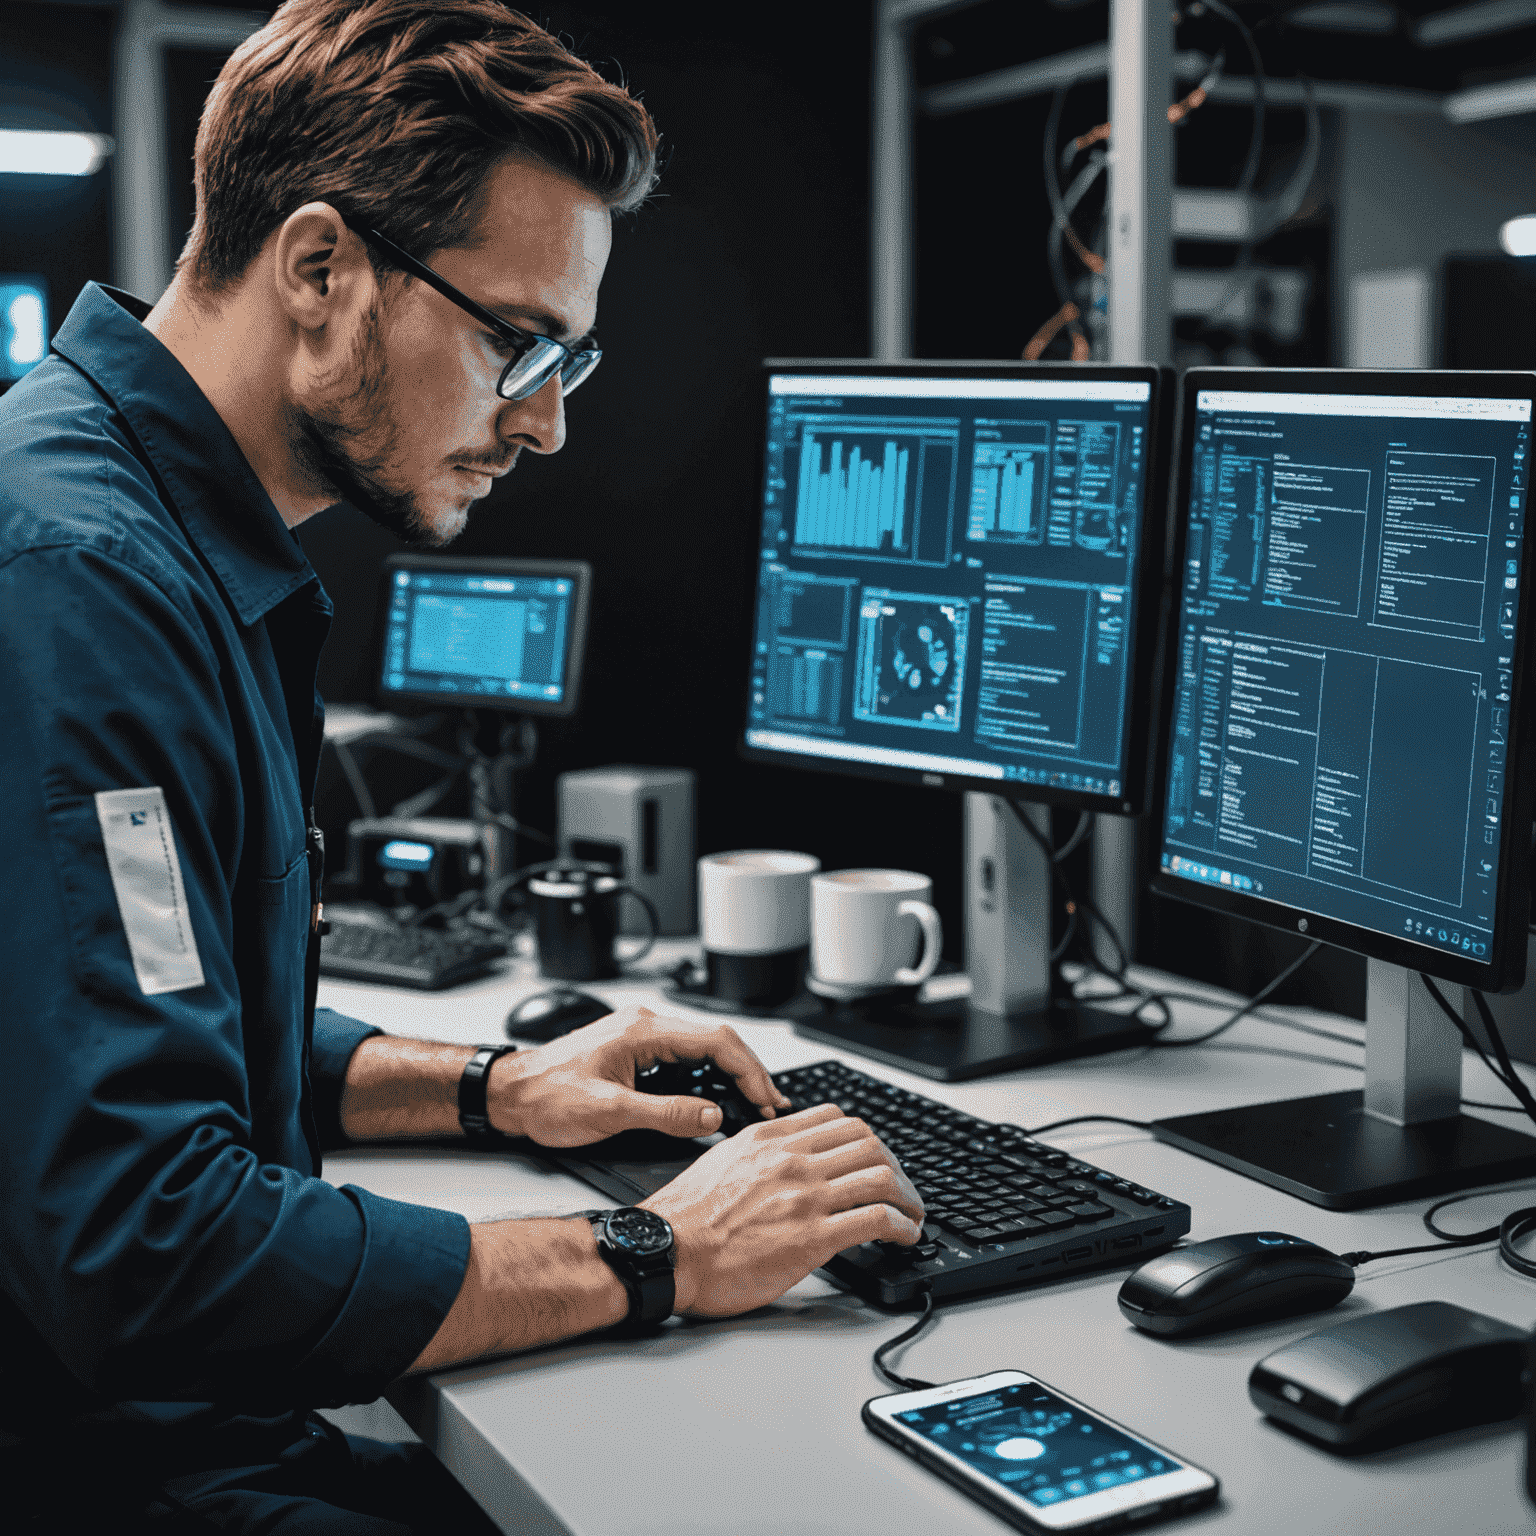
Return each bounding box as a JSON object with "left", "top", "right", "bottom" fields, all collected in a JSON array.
[{"left": 293, "top": 153, "right": 612, "bottom": 546}]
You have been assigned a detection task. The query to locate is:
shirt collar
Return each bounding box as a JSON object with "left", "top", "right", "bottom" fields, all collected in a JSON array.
[{"left": 50, "top": 282, "right": 325, "bottom": 627}]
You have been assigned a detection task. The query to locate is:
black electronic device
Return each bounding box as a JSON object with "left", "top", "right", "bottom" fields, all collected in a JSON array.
[
  {"left": 1248, "top": 1300, "right": 1527, "bottom": 1452},
  {"left": 318, "top": 917, "right": 506, "bottom": 990},
  {"left": 737, "top": 360, "right": 1175, "bottom": 1080},
  {"left": 863, "top": 1370, "right": 1220, "bottom": 1533},
  {"left": 505, "top": 986, "right": 615, "bottom": 1041},
  {"left": 1150, "top": 367, "right": 1536, "bottom": 1208},
  {"left": 344, "top": 815, "right": 492, "bottom": 909},
  {"left": 376, "top": 553, "right": 591, "bottom": 716},
  {"left": 633, "top": 1057, "right": 761, "bottom": 1136},
  {"left": 1117, "top": 1232, "right": 1355, "bottom": 1338},
  {"left": 543, "top": 1057, "right": 1190, "bottom": 1308}
]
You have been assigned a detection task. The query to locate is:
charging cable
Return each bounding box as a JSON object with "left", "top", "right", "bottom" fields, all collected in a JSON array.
[{"left": 873, "top": 1286, "right": 938, "bottom": 1391}]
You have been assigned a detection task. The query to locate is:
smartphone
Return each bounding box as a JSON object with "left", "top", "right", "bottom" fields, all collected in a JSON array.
[{"left": 863, "top": 1370, "right": 1219, "bottom": 1534}]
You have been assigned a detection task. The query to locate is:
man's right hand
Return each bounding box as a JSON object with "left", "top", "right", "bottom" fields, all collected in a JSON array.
[{"left": 641, "top": 1103, "right": 925, "bottom": 1317}]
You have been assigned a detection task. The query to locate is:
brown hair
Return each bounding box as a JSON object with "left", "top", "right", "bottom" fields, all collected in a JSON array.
[{"left": 178, "top": 0, "right": 659, "bottom": 291}]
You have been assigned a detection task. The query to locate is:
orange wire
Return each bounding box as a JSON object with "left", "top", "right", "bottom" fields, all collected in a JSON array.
[{"left": 1024, "top": 302, "right": 1081, "bottom": 362}]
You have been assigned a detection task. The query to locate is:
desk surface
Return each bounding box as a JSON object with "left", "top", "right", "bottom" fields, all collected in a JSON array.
[{"left": 319, "top": 947, "right": 1536, "bottom": 1536}]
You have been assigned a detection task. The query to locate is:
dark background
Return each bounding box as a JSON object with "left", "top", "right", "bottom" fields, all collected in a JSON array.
[{"left": 10, "top": 0, "right": 1536, "bottom": 1016}]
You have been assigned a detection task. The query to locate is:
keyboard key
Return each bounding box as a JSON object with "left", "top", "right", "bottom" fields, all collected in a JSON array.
[
  {"left": 968, "top": 1227, "right": 1004, "bottom": 1242},
  {"left": 1067, "top": 1203, "right": 1113, "bottom": 1220},
  {"left": 1035, "top": 1210, "right": 1075, "bottom": 1230},
  {"left": 992, "top": 1218, "right": 1045, "bottom": 1240}
]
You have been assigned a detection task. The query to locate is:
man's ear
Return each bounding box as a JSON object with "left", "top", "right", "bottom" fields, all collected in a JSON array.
[{"left": 272, "top": 202, "right": 375, "bottom": 335}]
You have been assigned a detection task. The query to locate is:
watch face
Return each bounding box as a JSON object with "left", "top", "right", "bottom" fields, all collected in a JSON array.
[{"left": 606, "top": 1208, "right": 673, "bottom": 1257}]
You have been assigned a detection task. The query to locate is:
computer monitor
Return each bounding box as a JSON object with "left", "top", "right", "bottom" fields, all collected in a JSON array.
[
  {"left": 738, "top": 361, "right": 1175, "bottom": 1079},
  {"left": 376, "top": 553, "right": 591, "bottom": 716},
  {"left": 742, "top": 362, "right": 1169, "bottom": 811},
  {"left": 1150, "top": 367, "right": 1536, "bottom": 1207}
]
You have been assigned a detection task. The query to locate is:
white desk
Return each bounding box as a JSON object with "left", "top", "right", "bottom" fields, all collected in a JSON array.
[{"left": 318, "top": 949, "right": 1536, "bottom": 1535}]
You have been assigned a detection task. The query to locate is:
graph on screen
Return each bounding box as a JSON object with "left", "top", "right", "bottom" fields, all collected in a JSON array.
[
  {"left": 788, "top": 413, "right": 957, "bottom": 566},
  {"left": 968, "top": 422, "right": 1050, "bottom": 544}
]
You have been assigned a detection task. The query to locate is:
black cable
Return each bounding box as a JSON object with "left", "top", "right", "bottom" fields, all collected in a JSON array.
[
  {"left": 1005, "top": 802, "right": 1137, "bottom": 988},
  {"left": 872, "top": 1286, "right": 938, "bottom": 1391},
  {"left": 1150, "top": 941, "right": 1323, "bottom": 1048},
  {"left": 1025, "top": 1114, "right": 1152, "bottom": 1136},
  {"left": 1338, "top": 1237, "right": 1496, "bottom": 1266},
  {"left": 1425, "top": 1189, "right": 1520, "bottom": 1247},
  {"left": 1419, "top": 975, "right": 1536, "bottom": 1126},
  {"left": 1469, "top": 989, "right": 1536, "bottom": 1124},
  {"left": 1054, "top": 809, "right": 1093, "bottom": 865},
  {"left": 1197, "top": 0, "right": 1265, "bottom": 197}
]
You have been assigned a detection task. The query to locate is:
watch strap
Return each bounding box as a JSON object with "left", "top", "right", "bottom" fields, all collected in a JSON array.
[{"left": 458, "top": 1044, "right": 517, "bottom": 1145}]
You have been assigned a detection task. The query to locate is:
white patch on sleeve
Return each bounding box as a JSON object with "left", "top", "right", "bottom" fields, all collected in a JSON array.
[{"left": 95, "top": 787, "right": 206, "bottom": 995}]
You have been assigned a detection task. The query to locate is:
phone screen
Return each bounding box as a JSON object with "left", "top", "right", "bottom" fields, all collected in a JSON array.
[{"left": 894, "top": 1380, "right": 1184, "bottom": 1510}]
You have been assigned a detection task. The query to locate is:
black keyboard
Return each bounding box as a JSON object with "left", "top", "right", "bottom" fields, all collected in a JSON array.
[
  {"left": 549, "top": 1057, "right": 1193, "bottom": 1309},
  {"left": 318, "top": 920, "right": 506, "bottom": 990},
  {"left": 773, "top": 1060, "right": 1191, "bottom": 1306}
]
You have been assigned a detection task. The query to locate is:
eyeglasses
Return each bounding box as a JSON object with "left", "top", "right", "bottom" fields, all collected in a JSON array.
[{"left": 342, "top": 218, "right": 601, "bottom": 402}]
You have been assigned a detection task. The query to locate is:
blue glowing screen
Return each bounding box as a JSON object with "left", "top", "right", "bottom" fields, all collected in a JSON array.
[
  {"left": 380, "top": 568, "right": 575, "bottom": 704},
  {"left": 897, "top": 1382, "right": 1180, "bottom": 1509}
]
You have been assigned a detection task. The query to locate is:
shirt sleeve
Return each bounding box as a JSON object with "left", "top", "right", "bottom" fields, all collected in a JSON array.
[
  {"left": 312, "top": 1008, "right": 383, "bottom": 1151},
  {"left": 0, "top": 544, "right": 468, "bottom": 1409}
]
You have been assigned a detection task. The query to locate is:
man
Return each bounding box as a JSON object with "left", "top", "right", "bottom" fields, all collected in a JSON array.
[{"left": 0, "top": 2, "right": 922, "bottom": 1529}]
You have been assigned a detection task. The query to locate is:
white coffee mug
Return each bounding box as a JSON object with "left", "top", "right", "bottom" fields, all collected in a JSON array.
[
  {"left": 810, "top": 868, "right": 943, "bottom": 990},
  {"left": 698, "top": 849, "right": 820, "bottom": 1004}
]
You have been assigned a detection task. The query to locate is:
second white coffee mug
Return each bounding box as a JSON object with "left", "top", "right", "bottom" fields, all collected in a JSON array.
[{"left": 810, "top": 868, "right": 943, "bottom": 990}]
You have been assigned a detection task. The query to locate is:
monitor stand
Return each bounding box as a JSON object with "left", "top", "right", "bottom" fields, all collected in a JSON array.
[
  {"left": 1153, "top": 959, "right": 1536, "bottom": 1210},
  {"left": 792, "top": 795, "right": 1157, "bottom": 1082}
]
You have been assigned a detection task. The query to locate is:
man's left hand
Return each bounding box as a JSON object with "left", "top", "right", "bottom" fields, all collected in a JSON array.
[{"left": 487, "top": 1008, "right": 790, "bottom": 1146}]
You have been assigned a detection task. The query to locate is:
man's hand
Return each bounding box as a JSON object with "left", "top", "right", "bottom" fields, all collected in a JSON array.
[
  {"left": 489, "top": 1007, "right": 790, "bottom": 1146},
  {"left": 642, "top": 1103, "right": 925, "bottom": 1316}
]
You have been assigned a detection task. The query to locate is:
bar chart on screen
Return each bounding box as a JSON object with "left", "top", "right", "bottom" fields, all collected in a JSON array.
[
  {"left": 788, "top": 413, "right": 957, "bottom": 566},
  {"left": 968, "top": 422, "right": 1050, "bottom": 545}
]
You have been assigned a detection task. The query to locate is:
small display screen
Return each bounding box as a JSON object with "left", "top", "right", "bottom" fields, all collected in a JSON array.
[
  {"left": 896, "top": 1381, "right": 1180, "bottom": 1509},
  {"left": 379, "top": 566, "right": 577, "bottom": 706}
]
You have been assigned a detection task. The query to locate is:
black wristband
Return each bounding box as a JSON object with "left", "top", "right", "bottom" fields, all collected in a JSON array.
[{"left": 458, "top": 1044, "right": 518, "bottom": 1146}]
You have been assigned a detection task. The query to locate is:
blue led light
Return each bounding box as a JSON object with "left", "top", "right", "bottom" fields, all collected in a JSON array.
[
  {"left": 378, "top": 839, "right": 434, "bottom": 871},
  {"left": 0, "top": 278, "right": 48, "bottom": 382}
]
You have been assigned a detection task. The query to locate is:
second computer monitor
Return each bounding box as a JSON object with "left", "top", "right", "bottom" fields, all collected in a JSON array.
[
  {"left": 1154, "top": 369, "right": 1536, "bottom": 990},
  {"left": 740, "top": 362, "right": 1173, "bottom": 814}
]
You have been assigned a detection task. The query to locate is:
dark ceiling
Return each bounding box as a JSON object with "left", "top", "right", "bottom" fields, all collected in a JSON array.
[{"left": 914, "top": 0, "right": 1536, "bottom": 93}]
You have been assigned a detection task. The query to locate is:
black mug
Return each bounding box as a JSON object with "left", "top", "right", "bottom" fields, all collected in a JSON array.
[{"left": 528, "top": 867, "right": 659, "bottom": 981}]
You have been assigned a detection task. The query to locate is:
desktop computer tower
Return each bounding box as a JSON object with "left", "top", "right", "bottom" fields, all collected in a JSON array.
[{"left": 557, "top": 766, "right": 696, "bottom": 935}]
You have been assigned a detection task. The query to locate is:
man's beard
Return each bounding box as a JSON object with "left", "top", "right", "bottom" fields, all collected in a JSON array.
[{"left": 288, "top": 296, "right": 450, "bottom": 548}]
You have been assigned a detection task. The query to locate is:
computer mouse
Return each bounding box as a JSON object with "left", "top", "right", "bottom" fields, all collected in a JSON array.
[
  {"left": 634, "top": 1057, "right": 761, "bottom": 1136},
  {"left": 1118, "top": 1231, "right": 1355, "bottom": 1337},
  {"left": 505, "top": 987, "right": 614, "bottom": 1042},
  {"left": 1249, "top": 1300, "right": 1528, "bottom": 1451}
]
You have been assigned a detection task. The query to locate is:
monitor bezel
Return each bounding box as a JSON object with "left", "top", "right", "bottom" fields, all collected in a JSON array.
[
  {"left": 1149, "top": 366, "right": 1536, "bottom": 993},
  {"left": 373, "top": 553, "right": 593, "bottom": 717},
  {"left": 737, "top": 359, "right": 1177, "bottom": 817}
]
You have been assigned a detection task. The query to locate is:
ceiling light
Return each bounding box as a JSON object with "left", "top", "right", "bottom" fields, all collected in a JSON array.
[
  {"left": 0, "top": 129, "right": 113, "bottom": 177},
  {"left": 1500, "top": 216, "right": 1536, "bottom": 256},
  {"left": 1286, "top": 2, "right": 1398, "bottom": 33},
  {"left": 1415, "top": 0, "right": 1536, "bottom": 47}
]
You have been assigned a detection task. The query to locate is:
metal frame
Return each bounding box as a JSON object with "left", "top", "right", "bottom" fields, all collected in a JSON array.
[
  {"left": 112, "top": 0, "right": 267, "bottom": 301},
  {"left": 870, "top": 0, "right": 1171, "bottom": 971}
]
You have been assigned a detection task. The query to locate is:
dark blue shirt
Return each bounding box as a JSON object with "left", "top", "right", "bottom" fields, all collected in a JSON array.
[{"left": 0, "top": 285, "right": 470, "bottom": 1439}]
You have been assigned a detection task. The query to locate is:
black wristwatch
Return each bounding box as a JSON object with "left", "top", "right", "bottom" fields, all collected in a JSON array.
[
  {"left": 581, "top": 1207, "right": 677, "bottom": 1330},
  {"left": 458, "top": 1044, "right": 518, "bottom": 1146}
]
